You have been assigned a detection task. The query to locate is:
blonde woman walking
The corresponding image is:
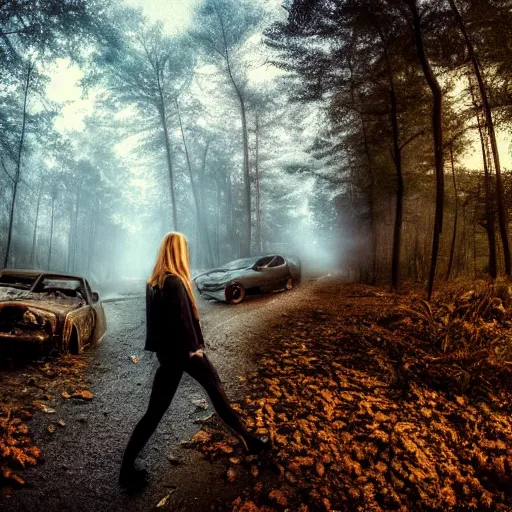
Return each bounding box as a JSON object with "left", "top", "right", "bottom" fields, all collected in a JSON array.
[{"left": 119, "top": 232, "right": 269, "bottom": 487}]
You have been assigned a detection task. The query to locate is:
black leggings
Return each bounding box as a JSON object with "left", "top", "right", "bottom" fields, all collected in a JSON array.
[{"left": 122, "top": 352, "right": 248, "bottom": 467}]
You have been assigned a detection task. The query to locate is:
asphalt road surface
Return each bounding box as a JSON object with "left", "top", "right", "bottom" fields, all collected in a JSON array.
[{"left": 1, "top": 280, "right": 315, "bottom": 512}]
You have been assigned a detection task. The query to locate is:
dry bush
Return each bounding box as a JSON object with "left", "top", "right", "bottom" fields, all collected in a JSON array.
[{"left": 380, "top": 281, "right": 512, "bottom": 396}]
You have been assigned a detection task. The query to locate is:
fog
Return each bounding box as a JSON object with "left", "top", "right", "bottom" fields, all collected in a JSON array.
[{"left": 0, "top": 0, "right": 347, "bottom": 291}]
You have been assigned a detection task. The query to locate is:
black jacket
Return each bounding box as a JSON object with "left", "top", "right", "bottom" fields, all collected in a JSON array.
[{"left": 145, "top": 274, "right": 204, "bottom": 358}]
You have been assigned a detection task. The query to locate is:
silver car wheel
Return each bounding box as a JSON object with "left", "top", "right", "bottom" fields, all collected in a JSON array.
[{"left": 225, "top": 283, "right": 246, "bottom": 304}]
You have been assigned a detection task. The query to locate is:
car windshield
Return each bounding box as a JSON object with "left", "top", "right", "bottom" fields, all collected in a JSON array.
[
  {"left": 255, "top": 256, "right": 278, "bottom": 268},
  {"left": 0, "top": 274, "right": 38, "bottom": 290},
  {"left": 36, "top": 278, "right": 85, "bottom": 299},
  {"left": 221, "top": 257, "right": 260, "bottom": 270}
]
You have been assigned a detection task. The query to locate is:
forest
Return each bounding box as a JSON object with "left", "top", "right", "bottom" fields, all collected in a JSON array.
[
  {"left": 1, "top": 0, "right": 512, "bottom": 292},
  {"left": 2, "top": 2, "right": 512, "bottom": 510}
]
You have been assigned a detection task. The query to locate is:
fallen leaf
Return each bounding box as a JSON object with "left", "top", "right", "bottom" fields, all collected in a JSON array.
[
  {"left": 1, "top": 469, "right": 25, "bottom": 487},
  {"left": 156, "top": 488, "right": 176, "bottom": 508},
  {"left": 191, "top": 430, "right": 212, "bottom": 444},
  {"left": 269, "top": 489, "right": 288, "bottom": 507},
  {"left": 33, "top": 402, "right": 56, "bottom": 414},
  {"left": 71, "top": 390, "right": 93, "bottom": 401},
  {"left": 130, "top": 355, "right": 140, "bottom": 364},
  {"left": 226, "top": 467, "right": 237, "bottom": 483}
]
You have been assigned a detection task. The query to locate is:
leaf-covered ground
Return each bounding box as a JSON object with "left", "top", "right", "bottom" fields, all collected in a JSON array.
[
  {"left": 0, "top": 355, "right": 92, "bottom": 491},
  {"left": 186, "top": 279, "right": 512, "bottom": 511}
]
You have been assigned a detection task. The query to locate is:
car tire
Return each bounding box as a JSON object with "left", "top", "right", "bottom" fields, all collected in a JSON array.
[
  {"left": 69, "top": 327, "right": 81, "bottom": 355},
  {"left": 225, "top": 283, "right": 246, "bottom": 304}
]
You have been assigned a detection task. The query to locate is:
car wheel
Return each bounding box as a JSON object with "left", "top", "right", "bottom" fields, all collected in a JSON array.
[
  {"left": 285, "top": 278, "right": 293, "bottom": 290},
  {"left": 225, "top": 283, "right": 246, "bottom": 304},
  {"left": 69, "top": 327, "right": 81, "bottom": 355}
]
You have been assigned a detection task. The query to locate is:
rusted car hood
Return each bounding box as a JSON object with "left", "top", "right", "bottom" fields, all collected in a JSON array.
[{"left": 0, "top": 299, "right": 79, "bottom": 319}]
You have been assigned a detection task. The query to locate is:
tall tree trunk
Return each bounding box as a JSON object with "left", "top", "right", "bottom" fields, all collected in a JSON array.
[
  {"left": 226, "top": 173, "right": 234, "bottom": 253},
  {"left": 347, "top": 49, "right": 378, "bottom": 284},
  {"left": 254, "top": 112, "right": 262, "bottom": 254},
  {"left": 71, "top": 185, "right": 82, "bottom": 272},
  {"left": 360, "top": 117, "right": 377, "bottom": 284},
  {"left": 377, "top": 29, "right": 403, "bottom": 291},
  {"left": 413, "top": 229, "right": 421, "bottom": 281},
  {"left": 389, "top": 85, "right": 403, "bottom": 291},
  {"left": 87, "top": 198, "right": 98, "bottom": 277},
  {"left": 477, "top": 111, "right": 498, "bottom": 278},
  {"left": 408, "top": 0, "right": 445, "bottom": 300},
  {"left": 459, "top": 201, "right": 468, "bottom": 275},
  {"left": 216, "top": 181, "right": 221, "bottom": 265},
  {"left": 469, "top": 72, "right": 498, "bottom": 278},
  {"left": 4, "top": 61, "right": 33, "bottom": 268},
  {"left": 47, "top": 196, "right": 56, "bottom": 270},
  {"left": 197, "top": 142, "right": 210, "bottom": 267},
  {"left": 156, "top": 79, "right": 178, "bottom": 231},
  {"left": 445, "top": 144, "right": 459, "bottom": 280},
  {"left": 448, "top": 0, "right": 510, "bottom": 276},
  {"left": 473, "top": 215, "right": 478, "bottom": 278},
  {"left": 67, "top": 203, "right": 74, "bottom": 272},
  {"left": 214, "top": 3, "right": 251, "bottom": 256},
  {"left": 30, "top": 180, "right": 43, "bottom": 268},
  {"left": 195, "top": 217, "right": 201, "bottom": 267},
  {"left": 175, "top": 99, "right": 214, "bottom": 267},
  {"left": 236, "top": 88, "right": 251, "bottom": 257}
]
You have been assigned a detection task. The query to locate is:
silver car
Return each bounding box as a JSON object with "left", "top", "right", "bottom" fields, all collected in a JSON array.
[{"left": 194, "top": 255, "right": 301, "bottom": 304}]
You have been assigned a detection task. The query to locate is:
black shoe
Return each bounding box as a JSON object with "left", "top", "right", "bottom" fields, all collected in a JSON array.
[
  {"left": 241, "top": 434, "right": 272, "bottom": 455},
  {"left": 119, "top": 465, "right": 149, "bottom": 489}
]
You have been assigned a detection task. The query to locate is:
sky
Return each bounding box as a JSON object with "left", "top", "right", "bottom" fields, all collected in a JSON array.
[
  {"left": 46, "top": 0, "right": 202, "bottom": 131},
  {"left": 123, "top": 0, "right": 201, "bottom": 35},
  {"left": 466, "top": 134, "right": 511, "bottom": 169}
]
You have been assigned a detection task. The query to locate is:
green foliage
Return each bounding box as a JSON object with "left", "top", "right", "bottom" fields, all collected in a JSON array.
[{"left": 0, "top": 0, "right": 120, "bottom": 72}]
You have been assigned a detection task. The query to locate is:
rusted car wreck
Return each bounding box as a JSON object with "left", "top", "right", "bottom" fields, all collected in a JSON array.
[{"left": 0, "top": 270, "right": 106, "bottom": 358}]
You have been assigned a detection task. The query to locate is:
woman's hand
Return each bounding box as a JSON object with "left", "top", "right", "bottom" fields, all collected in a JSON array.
[{"left": 189, "top": 348, "right": 205, "bottom": 358}]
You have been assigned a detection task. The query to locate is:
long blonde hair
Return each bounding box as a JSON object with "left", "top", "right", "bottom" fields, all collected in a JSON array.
[{"left": 148, "top": 232, "right": 199, "bottom": 319}]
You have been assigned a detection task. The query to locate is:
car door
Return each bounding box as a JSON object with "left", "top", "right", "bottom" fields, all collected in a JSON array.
[
  {"left": 259, "top": 256, "right": 289, "bottom": 291},
  {"left": 84, "top": 280, "right": 106, "bottom": 344},
  {"left": 68, "top": 280, "right": 95, "bottom": 349}
]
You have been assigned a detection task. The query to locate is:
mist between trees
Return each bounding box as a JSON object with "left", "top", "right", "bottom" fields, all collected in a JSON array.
[{"left": 1, "top": 0, "right": 512, "bottom": 296}]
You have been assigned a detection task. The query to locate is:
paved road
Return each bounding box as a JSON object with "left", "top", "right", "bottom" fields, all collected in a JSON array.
[{"left": 1, "top": 281, "right": 315, "bottom": 512}]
